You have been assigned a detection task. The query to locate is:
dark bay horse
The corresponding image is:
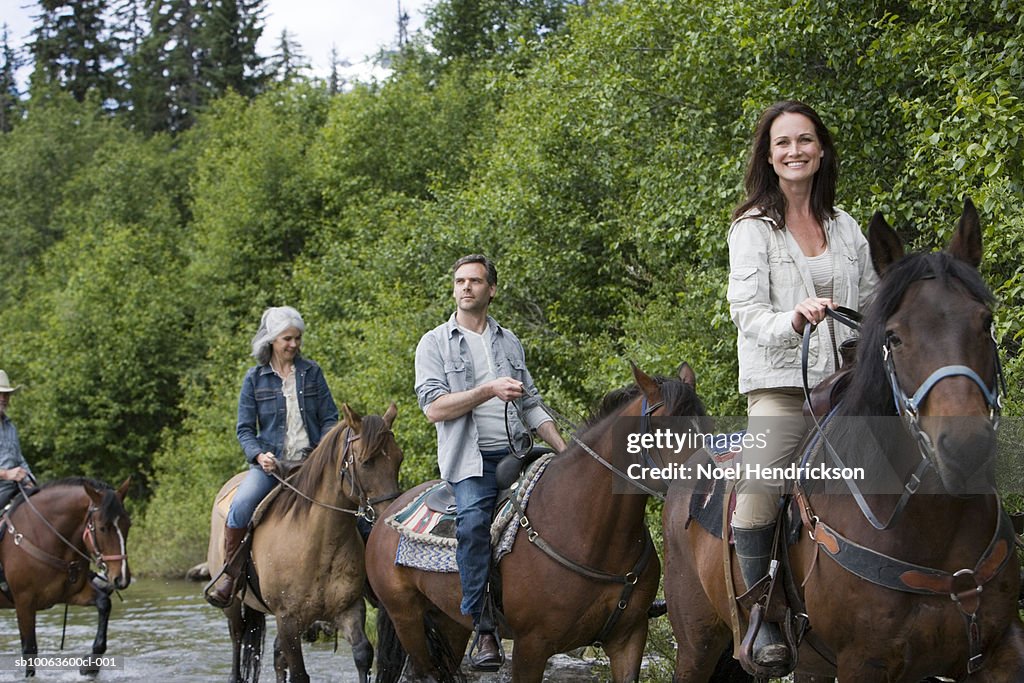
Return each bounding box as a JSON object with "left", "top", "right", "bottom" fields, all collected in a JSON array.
[
  {"left": 207, "top": 403, "right": 404, "bottom": 683},
  {"left": 0, "top": 477, "right": 132, "bottom": 677},
  {"left": 366, "top": 364, "right": 709, "bottom": 682},
  {"left": 663, "top": 199, "right": 1024, "bottom": 681}
]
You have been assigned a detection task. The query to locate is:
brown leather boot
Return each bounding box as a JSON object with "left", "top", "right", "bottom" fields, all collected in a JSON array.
[
  {"left": 469, "top": 632, "right": 502, "bottom": 672},
  {"left": 205, "top": 525, "right": 247, "bottom": 608}
]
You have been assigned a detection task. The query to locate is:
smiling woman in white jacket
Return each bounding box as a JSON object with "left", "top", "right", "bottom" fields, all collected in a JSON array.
[{"left": 725, "top": 100, "right": 878, "bottom": 676}]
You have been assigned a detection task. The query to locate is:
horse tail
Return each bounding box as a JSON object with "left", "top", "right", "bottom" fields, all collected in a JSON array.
[
  {"left": 373, "top": 606, "right": 466, "bottom": 683},
  {"left": 373, "top": 604, "right": 407, "bottom": 683},
  {"left": 422, "top": 612, "right": 466, "bottom": 683},
  {"left": 239, "top": 604, "right": 266, "bottom": 683}
]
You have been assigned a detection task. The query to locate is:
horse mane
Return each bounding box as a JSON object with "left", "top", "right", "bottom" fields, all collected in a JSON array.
[
  {"left": 842, "top": 251, "right": 994, "bottom": 416},
  {"left": 579, "top": 374, "right": 709, "bottom": 436},
  {"left": 273, "top": 415, "right": 391, "bottom": 518},
  {"left": 6, "top": 477, "right": 125, "bottom": 520}
]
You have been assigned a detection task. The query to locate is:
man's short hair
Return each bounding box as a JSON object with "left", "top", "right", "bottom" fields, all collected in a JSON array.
[{"left": 452, "top": 254, "right": 498, "bottom": 287}]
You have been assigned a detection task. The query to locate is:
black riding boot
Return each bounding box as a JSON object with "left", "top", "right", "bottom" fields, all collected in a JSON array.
[
  {"left": 733, "top": 524, "right": 792, "bottom": 672},
  {"left": 205, "top": 525, "right": 247, "bottom": 608}
]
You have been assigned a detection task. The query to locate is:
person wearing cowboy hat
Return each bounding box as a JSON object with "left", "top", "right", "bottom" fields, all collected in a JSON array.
[{"left": 0, "top": 370, "right": 34, "bottom": 509}]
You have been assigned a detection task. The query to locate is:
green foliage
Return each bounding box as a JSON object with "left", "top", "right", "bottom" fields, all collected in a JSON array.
[{"left": 2, "top": 127, "right": 192, "bottom": 485}]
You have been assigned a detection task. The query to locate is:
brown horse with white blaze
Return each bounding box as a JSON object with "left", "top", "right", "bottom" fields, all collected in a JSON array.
[
  {"left": 663, "top": 199, "right": 1024, "bottom": 682},
  {"left": 207, "top": 403, "right": 404, "bottom": 683},
  {"left": 0, "top": 477, "right": 132, "bottom": 677},
  {"left": 366, "top": 363, "right": 712, "bottom": 683}
]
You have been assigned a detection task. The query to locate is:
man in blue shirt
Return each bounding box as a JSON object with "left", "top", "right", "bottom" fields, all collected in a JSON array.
[
  {"left": 0, "top": 370, "right": 34, "bottom": 509},
  {"left": 414, "top": 254, "right": 565, "bottom": 670}
]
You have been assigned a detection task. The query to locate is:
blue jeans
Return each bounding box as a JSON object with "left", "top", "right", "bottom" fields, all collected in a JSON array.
[
  {"left": 451, "top": 449, "right": 507, "bottom": 625},
  {"left": 226, "top": 465, "right": 278, "bottom": 529}
]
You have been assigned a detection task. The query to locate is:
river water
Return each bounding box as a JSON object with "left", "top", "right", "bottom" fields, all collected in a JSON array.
[{"left": 0, "top": 577, "right": 602, "bottom": 682}]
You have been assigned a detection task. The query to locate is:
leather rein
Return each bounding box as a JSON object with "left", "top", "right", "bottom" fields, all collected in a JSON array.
[{"left": 270, "top": 426, "right": 400, "bottom": 523}]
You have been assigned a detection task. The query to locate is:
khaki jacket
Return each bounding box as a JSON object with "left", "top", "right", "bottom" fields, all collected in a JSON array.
[{"left": 727, "top": 208, "right": 878, "bottom": 394}]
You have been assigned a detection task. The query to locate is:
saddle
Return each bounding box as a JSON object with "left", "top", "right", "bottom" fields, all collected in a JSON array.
[{"left": 421, "top": 446, "right": 554, "bottom": 517}]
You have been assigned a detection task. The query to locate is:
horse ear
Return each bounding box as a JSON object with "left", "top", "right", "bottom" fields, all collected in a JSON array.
[
  {"left": 868, "top": 210, "right": 904, "bottom": 276},
  {"left": 116, "top": 477, "right": 131, "bottom": 502},
  {"left": 630, "top": 361, "right": 659, "bottom": 402},
  {"left": 947, "top": 198, "right": 982, "bottom": 268},
  {"left": 341, "top": 403, "right": 362, "bottom": 431},
  {"left": 383, "top": 402, "right": 397, "bottom": 429},
  {"left": 84, "top": 484, "right": 104, "bottom": 507},
  {"left": 676, "top": 362, "right": 696, "bottom": 389}
]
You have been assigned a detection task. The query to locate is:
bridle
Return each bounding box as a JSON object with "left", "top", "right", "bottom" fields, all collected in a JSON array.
[
  {"left": 81, "top": 504, "right": 128, "bottom": 577},
  {"left": 4, "top": 482, "right": 128, "bottom": 583},
  {"left": 272, "top": 425, "right": 401, "bottom": 523},
  {"left": 883, "top": 320, "right": 1005, "bottom": 465}
]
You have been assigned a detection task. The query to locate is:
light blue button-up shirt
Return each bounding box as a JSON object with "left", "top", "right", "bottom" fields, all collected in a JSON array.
[
  {"left": 0, "top": 415, "right": 32, "bottom": 506},
  {"left": 415, "top": 313, "right": 552, "bottom": 483}
]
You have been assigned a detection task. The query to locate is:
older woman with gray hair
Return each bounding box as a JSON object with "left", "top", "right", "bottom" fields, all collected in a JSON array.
[{"left": 206, "top": 306, "right": 339, "bottom": 608}]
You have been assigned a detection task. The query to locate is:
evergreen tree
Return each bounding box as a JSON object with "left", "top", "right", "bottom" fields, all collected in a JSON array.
[
  {"left": 130, "top": 0, "right": 265, "bottom": 134},
  {"left": 201, "top": 0, "right": 265, "bottom": 97},
  {"left": 265, "top": 28, "right": 309, "bottom": 84},
  {"left": 28, "top": 0, "right": 121, "bottom": 105},
  {"left": 0, "top": 24, "right": 22, "bottom": 132},
  {"left": 425, "top": 0, "right": 582, "bottom": 63}
]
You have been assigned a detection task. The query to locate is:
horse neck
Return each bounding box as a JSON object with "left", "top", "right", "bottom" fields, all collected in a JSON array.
[
  {"left": 15, "top": 488, "right": 89, "bottom": 554},
  {"left": 548, "top": 422, "right": 650, "bottom": 532}
]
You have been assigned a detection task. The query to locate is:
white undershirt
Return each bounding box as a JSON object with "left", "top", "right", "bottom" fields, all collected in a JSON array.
[
  {"left": 806, "top": 248, "right": 837, "bottom": 373},
  {"left": 461, "top": 327, "right": 507, "bottom": 450},
  {"left": 280, "top": 371, "right": 310, "bottom": 460}
]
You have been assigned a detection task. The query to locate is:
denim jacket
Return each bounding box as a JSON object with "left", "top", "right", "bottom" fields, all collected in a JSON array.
[
  {"left": 415, "top": 313, "right": 551, "bottom": 483},
  {"left": 236, "top": 357, "right": 339, "bottom": 464},
  {"left": 727, "top": 208, "right": 878, "bottom": 394}
]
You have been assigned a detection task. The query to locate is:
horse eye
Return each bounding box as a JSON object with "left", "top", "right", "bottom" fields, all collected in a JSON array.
[{"left": 886, "top": 331, "right": 903, "bottom": 348}]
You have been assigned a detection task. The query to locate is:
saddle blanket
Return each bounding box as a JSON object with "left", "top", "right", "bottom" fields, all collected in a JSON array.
[{"left": 385, "top": 455, "right": 553, "bottom": 573}]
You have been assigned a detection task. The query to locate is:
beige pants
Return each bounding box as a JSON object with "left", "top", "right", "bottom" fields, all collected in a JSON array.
[{"left": 732, "top": 388, "right": 810, "bottom": 529}]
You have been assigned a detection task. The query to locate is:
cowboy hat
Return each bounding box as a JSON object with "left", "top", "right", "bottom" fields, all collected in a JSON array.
[{"left": 0, "top": 370, "right": 21, "bottom": 393}]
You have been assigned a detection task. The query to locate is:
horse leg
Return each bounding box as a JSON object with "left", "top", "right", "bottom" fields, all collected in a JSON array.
[
  {"left": 507, "top": 633, "right": 550, "bottom": 683},
  {"left": 274, "top": 616, "right": 310, "bottom": 683},
  {"left": 14, "top": 602, "right": 38, "bottom": 677},
  {"left": 82, "top": 584, "right": 112, "bottom": 675},
  {"left": 603, "top": 619, "right": 649, "bottom": 682},
  {"left": 273, "top": 634, "right": 286, "bottom": 683},
  {"left": 386, "top": 603, "right": 447, "bottom": 680},
  {"left": 971, "top": 619, "right": 1024, "bottom": 682},
  {"left": 224, "top": 600, "right": 245, "bottom": 683},
  {"left": 334, "top": 600, "right": 373, "bottom": 683}
]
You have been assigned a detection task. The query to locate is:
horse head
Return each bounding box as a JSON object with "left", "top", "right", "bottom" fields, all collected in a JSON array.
[
  {"left": 83, "top": 477, "right": 132, "bottom": 590},
  {"left": 857, "top": 198, "right": 1002, "bottom": 494},
  {"left": 339, "top": 402, "right": 404, "bottom": 523}
]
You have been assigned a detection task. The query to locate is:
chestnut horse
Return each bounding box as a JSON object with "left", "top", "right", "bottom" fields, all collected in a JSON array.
[
  {"left": 0, "top": 477, "right": 132, "bottom": 677},
  {"left": 663, "top": 199, "right": 1024, "bottom": 682},
  {"left": 207, "top": 403, "right": 404, "bottom": 683},
  {"left": 366, "top": 364, "right": 710, "bottom": 682}
]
